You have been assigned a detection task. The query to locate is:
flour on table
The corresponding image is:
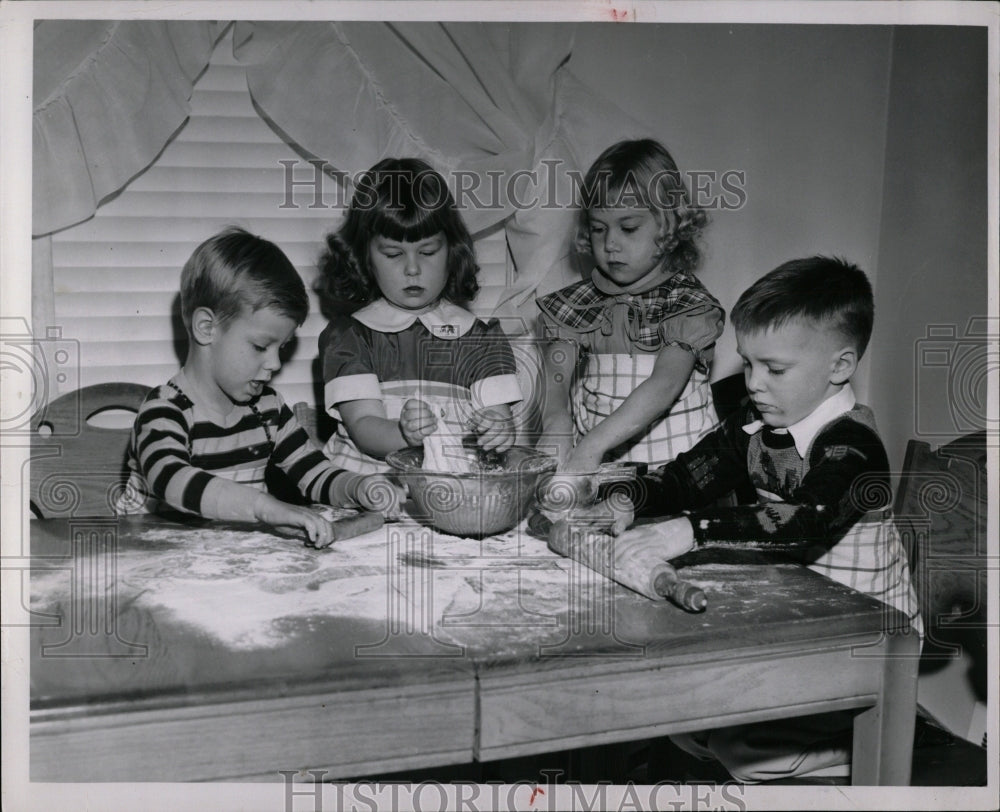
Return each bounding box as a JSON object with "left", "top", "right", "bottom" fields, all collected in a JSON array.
[{"left": 30, "top": 519, "right": 578, "bottom": 652}]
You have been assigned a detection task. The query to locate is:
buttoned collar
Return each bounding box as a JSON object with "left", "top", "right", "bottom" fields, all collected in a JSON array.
[
  {"left": 352, "top": 298, "right": 478, "bottom": 339},
  {"left": 742, "top": 384, "right": 857, "bottom": 458}
]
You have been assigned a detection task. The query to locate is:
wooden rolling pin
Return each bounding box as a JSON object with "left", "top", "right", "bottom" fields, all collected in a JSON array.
[
  {"left": 304, "top": 511, "right": 386, "bottom": 548},
  {"left": 329, "top": 511, "right": 385, "bottom": 540},
  {"left": 549, "top": 519, "right": 707, "bottom": 612}
]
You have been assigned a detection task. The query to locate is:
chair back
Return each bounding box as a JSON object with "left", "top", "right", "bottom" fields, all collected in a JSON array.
[
  {"left": 893, "top": 432, "right": 987, "bottom": 630},
  {"left": 30, "top": 382, "right": 152, "bottom": 518}
]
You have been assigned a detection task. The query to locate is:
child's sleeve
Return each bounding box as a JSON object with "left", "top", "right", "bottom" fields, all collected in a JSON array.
[
  {"left": 468, "top": 320, "right": 523, "bottom": 410},
  {"left": 535, "top": 285, "right": 596, "bottom": 348},
  {"left": 658, "top": 301, "right": 725, "bottom": 373},
  {"left": 267, "top": 394, "right": 353, "bottom": 505},
  {"left": 320, "top": 317, "right": 381, "bottom": 416},
  {"left": 608, "top": 408, "right": 755, "bottom": 514},
  {"left": 685, "top": 419, "right": 893, "bottom": 553},
  {"left": 130, "top": 392, "right": 258, "bottom": 517},
  {"left": 536, "top": 307, "right": 579, "bottom": 343}
]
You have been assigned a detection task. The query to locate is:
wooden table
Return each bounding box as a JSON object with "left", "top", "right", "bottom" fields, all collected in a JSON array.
[{"left": 29, "top": 512, "right": 919, "bottom": 784}]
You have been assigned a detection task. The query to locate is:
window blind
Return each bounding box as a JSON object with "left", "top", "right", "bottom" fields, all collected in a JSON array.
[{"left": 49, "top": 28, "right": 513, "bottom": 410}]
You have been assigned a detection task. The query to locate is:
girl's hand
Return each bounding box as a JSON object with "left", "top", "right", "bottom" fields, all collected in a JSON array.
[
  {"left": 399, "top": 398, "right": 437, "bottom": 446},
  {"left": 252, "top": 493, "right": 335, "bottom": 547},
  {"left": 471, "top": 405, "right": 515, "bottom": 452},
  {"left": 537, "top": 471, "right": 600, "bottom": 515},
  {"left": 562, "top": 442, "right": 604, "bottom": 475},
  {"left": 536, "top": 432, "right": 574, "bottom": 466},
  {"left": 355, "top": 474, "right": 406, "bottom": 520}
]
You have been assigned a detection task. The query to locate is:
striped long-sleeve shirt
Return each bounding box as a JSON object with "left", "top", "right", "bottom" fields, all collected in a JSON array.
[{"left": 117, "top": 372, "right": 349, "bottom": 517}]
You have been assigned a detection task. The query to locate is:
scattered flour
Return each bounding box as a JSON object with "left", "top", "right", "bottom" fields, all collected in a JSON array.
[{"left": 30, "top": 518, "right": 579, "bottom": 652}]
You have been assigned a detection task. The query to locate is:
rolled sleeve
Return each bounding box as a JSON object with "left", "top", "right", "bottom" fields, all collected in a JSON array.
[
  {"left": 324, "top": 373, "right": 382, "bottom": 417},
  {"left": 471, "top": 373, "right": 522, "bottom": 410},
  {"left": 321, "top": 317, "right": 381, "bottom": 416}
]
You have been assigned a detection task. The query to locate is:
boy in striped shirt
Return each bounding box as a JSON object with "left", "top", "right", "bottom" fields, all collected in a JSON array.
[{"left": 117, "top": 228, "right": 402, "bottom": 547}]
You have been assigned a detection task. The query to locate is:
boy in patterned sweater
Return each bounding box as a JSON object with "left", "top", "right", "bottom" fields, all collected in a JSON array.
[
  {"left": 117, "top": 228, "right": 402, "bottom": 547},
  {"left": 582, "top": 256, "right": 921, "bottom": 782}
]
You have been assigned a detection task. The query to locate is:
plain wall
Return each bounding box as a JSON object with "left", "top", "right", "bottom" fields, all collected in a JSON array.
[
  {"left": 871, "top": 26, "right": 989, "bottom": 470},
  {"left": 569, "top": 24, "right": 897, "bottom": 401}
]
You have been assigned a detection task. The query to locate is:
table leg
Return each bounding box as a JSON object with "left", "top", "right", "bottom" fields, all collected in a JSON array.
[{"left": 851, "top": 631, "right": 920, "bottom": 785}]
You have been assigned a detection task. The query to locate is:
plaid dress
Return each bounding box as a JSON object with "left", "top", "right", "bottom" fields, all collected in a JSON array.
[{"left": 537, "top": 272, "right": 725, "bottom": 467}]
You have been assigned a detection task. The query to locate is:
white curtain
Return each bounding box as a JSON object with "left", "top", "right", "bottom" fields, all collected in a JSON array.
[
  {"left": 232, "top": 21, "right": 653, "bottom": 322},
  {"left": 32, "top": 20, "right": 652, "bottom": 324},
  {"left": 32, "top": 20, "right": 226, "bottom": 238}
]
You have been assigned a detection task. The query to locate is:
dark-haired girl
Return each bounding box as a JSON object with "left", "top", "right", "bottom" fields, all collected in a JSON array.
[{"left": 316, "top": 158, "right": 522, "bottom": 474}]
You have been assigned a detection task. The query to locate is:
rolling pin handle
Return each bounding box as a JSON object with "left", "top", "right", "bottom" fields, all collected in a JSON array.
[{"left": 653, "top": 569, "right": 708, "bottom": 613}]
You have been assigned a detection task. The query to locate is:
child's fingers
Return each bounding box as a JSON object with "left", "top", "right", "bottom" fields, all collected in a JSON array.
[
  {"left": 538, "top": 472, "right": 599, "bottom": 512},
  {"left": 298, "top": 510, "right": 334, "bottom": 549},
  {"left": 400, "top": 410, "right": 437, "bottom": 443},
  {"left": 478, "top": 425, "right": 514, "bottom": 451}
]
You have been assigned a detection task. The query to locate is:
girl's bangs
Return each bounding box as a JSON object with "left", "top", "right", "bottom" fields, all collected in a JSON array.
[
  {"left": 372, "top": 203, "right": 448, "bottom": 243},
  {"left": 584, "top": 178, "right": 652, "bottom": 212}
]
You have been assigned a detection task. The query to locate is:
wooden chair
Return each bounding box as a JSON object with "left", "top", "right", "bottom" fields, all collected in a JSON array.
[
  {"left": 893, "top": 432, "right": 987, "bottom": 743},
  {"left": 30, "top": 382, "right": 151, "bottom": 518},
  {"left": 893, "top": 432, "right": 987, "bottom": 638}
]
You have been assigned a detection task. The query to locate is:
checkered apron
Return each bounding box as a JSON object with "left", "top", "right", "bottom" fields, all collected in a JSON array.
[
  {"left": 322, "top": 380, "right": 473, "bottom": 474},
  {"left": 804, "top": 511, "right": 923, "bottom": 640},
  {"left": 571, "top": 353, "right": 718, "bottom": 467},
  {"left": 747, "top": 414, "right": 923, "bottom": 642}
]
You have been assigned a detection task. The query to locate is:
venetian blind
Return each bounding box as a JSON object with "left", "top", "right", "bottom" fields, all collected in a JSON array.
[{"left": 49, "top": 28, "right": 513, "bottom": 410}]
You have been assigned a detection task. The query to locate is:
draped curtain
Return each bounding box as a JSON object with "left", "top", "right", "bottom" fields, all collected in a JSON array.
[
  {"left": 231, "top": 21, "right": 653, "bottom": 320},
  {"left": 32, "top": 19, "right": 651, "bottom": 324},
  {"left": 31, "top": 19, "right": 225, "bottom": 394},
  {"left": 33, "top": 20, "right": 226, "bottom": 237}
]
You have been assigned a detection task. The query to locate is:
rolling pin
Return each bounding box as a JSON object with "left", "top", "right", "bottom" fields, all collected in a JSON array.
[
  {"left": 548, "top": 519, "right": 707, "bottom": 612},
  {"left": 305, "top": 511, "right": 386, "bottom": 548},
  {"left": 328, "top": 511, "right": 385, "bottom": 541}
]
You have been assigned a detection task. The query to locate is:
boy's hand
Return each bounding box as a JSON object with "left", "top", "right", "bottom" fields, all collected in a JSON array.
[
  {"left": 355, "top": 474, "right": 405, "bottom": 520},
  {"left": 538, "top": 477, "right": 634, "bottom": 536},
  {"left": 471, "top": 405, "right": 515, "bottom": 451},
  {"left": 253, "top": 493, "right": 335, "bottom": 547},
  {"left": 621, "top": 518, "right": 695, "bottom": 560},
  {"left": 399, "top": 398, "right": 437, "bottom": 446}
]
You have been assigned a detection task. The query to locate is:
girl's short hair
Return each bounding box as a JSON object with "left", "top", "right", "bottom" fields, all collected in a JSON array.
[
  {"left": 731, "top": 256, "right": 875, "bottom": 356},
  {"left": 316, "top": 158, "right": 479, "bottom": 315},
  {"left": 574, "top": 139, "right": 708, "bottom": 275},
  {"left": 180, "top": 227, "right": 308, "bottom": 331}
]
